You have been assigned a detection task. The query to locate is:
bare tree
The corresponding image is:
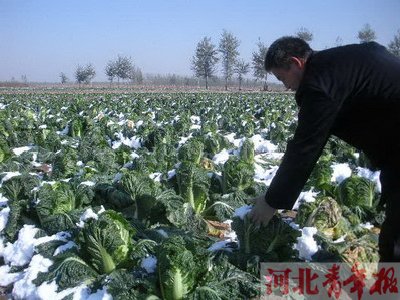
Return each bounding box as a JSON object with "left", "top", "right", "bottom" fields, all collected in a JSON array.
[
  {"left": 388, "top": 29, "right": 400, "bottom": 57},
  {"left": 219, "top": 30, "right": 240, "bottom": 90},
  {"left": 234, "top": 59, "right": 250, "bottom": 91},
  {"left": 83, "top": 64, "right": 95, "bottom": 84},
  {"left": 114, "top": 55, "right": 133, "bottom": 84},
  {"left": 357, "top": 23, "right": 377, "bottom": 43},
  {"left": 296, "top": 27, "right": 313, "bottom": 42},
  {"left": 59, "top": 72, "right": 68, "bottom": 84},
  {"left": 105, "top": 61, "right": 117, "bottom": 86},
  {"left": 191, "top": 37, "right": 219, "bottom": 89},
  {"left": 75, "top": 64, "right": 95, "bottom": 85},
  {"left": 105, "top": 55, "right": 134, "bottom": 86},
  {"left": 21, "top": 75, "right": 28, "bottom": 83},
  {"left": 133, "top": 67, "right": 143, "bottom": 84},
  {"left": 334, "top": 36, "right": 343, "bottom": 47},
  {"left": 252, "top": 38, "right": 268, "bottom": 91}
]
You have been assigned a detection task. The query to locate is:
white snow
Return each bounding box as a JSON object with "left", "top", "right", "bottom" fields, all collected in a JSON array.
[
  {"left": 35, "top": 281, "right": 111, "bottom": 300},
  {"left": 1, "top": 225, "right": 39, "bottom": 266},
  {"left": 250, "top": 134, "right": 278, "bottom": 154},
  {"left": 190, "top": 115, "right": 201, "bottom": 124},
  {"left": 131, "top": 152, "right": 140, "bottom": 159},
  {"left": 53, "top": 241, "right": 78, "bottom": 256},
  {"left": 36, "top": 280, "right": 73, "bottom": 300},
  {"left": 360, "top": 222, "right": 374, "bottom": 230},
  {"left": 357, "top": 167, "right": 381, "bottom": 193},
  {"left": 0, "top": 265, "right": 22, "bottom": 286},
  {"left": 224, "top": 133, "right": 237, "bottom": 144},
  {"left": 294, "top": 227, "right": 319, "bottom": 261},
  {"left": 0, "top": 206, "right": 10, "bottom": 232},
  {"left": 0, "top": 193, "right": 8, "bottom": 206},
  {"left": 1, "top": 226, "right": 70, "bottom": 267},
  {"left": 76, "top": 208, "right": 99, "bottom": 228},
  {"left": 167, "top": 169, "right": 176, "bottom": 180},
  {"left": 79, "top": 181, "right": 96, "bottom": 187},
  {"left": 149, "top": 172, "right": 162, "bottom": 182},
  {"left": 0, "top": 171, "right": 22, "bottom": 186},
  {"left": 292, "top": 189, "right": 319, "bottom": 210},
  {"left": 190, "top": 124, "right": 201, "bottom": 130},
  {"left": 112, "top": 132, "right": 141, "bottom": 149},
  {"left": 207, "top": 240, "right": 234, "bottom": 252},
  {"left": 135, "top": 120, "right": 144, "bottom": 128},
  {"left": 254, "top": 165, "right": 279, "bottom": 186},
  {"left": 57, "top": 124, "right": 70, "bottom": 136},
  {"left": 212, "top": 149, "right": 231, "bottom": 165},
  {"left": 233, "top": 205, "right": 253, "bottom": 220},
  {"left": 141, "top": 255, "right": 157, "bottom": 273},
  {"left": 156, "top": 229, "right": 169, "bottom": 238},
  {"left": 330, "top": 163, "right": 352, "bottom": 184},
  {"left": 12, "top": 146, "right": 33, "bottom": 156},
  {"left": 177, "top": 135, "right": 192, "bottom": 146},
  {"left": 113, "top": 172, "right": 123, "bottom": 182},
  {"left": 12, "top": 254, "right": 53, "bottom": 299},
  {"left": 222, "top": 220, "right": 237, "bottom": 242}
]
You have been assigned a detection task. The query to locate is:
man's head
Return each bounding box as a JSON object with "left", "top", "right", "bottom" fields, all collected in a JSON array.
[{"left": 264, "top": 36, "right": 313, "bottom": 91}]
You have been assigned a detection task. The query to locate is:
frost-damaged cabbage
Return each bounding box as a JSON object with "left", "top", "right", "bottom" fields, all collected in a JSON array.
[
  {"left": 295, "top": 197, "right": 350, "bottom": 240},
  {"left": 231, "top": 215, "right": 301, "bottom": 262}
]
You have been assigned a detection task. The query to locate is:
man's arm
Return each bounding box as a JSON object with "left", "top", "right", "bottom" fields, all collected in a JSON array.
[{"left": 265, "top": 86, "right": 341, "bottom": 210}]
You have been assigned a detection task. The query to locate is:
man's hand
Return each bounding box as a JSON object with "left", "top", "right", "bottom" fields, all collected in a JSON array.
[{"left": 248, "top": 194, "right": 277, "bottom": 227}]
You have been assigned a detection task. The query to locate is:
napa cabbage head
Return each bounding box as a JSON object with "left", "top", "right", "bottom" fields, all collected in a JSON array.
[
  {"left": 178, "top": 138, "right": 204, "bottom": 164},
  {"left": 0, "top": 138, "right": 11, "bottom": 163},
  {"left": 336, "top": 175, "right": 377, "bottom": 208},
  {"left": 36, "top": 181, "right": 93, "bottom": 233},
  {"left": 79, "top": 210, "right": 135, "bottom": 274},
  {"left": 231, "top": 214, "right": 301, "bottom": 262},
  {"left": 222, "top": 156, "right": 254, "bottom": 194},
  {"left": 156, "top": 235, "right": 202, "bottom": 300},
  {"left": 239, "top": 138, "right": 255, "bottom": 165},
  {"left": 176, "top": 161, "right": 210, "bottom": 214}
]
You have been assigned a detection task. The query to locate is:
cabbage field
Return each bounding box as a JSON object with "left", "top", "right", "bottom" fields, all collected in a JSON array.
[{"left": 0, "top": 92, "right": 383, "bottom": 299}]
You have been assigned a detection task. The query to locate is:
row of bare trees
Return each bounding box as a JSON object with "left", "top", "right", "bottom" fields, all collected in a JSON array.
[
  {"left": 60, "top": 56, "right": 143, "bottom": 86},
  {"left": 191, "top": 24, "right": 400, "bottom": 90},
  {"left": 59, "top": 24, "right": 400, "bottom": 88}
]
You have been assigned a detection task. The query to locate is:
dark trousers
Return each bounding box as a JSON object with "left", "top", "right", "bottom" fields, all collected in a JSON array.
[{"left": 378, "top": 167, "right": 400, "bottom": 262}]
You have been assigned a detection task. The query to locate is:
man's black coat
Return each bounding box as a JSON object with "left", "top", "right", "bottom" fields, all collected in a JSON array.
[{"left": 265, "top": 42, "right": 400, "bottom": 210}]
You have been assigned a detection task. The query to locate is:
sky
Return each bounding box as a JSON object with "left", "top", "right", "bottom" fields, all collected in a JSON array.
[{"left": 1, "top": 0, "right": 399, "bottom": 82}]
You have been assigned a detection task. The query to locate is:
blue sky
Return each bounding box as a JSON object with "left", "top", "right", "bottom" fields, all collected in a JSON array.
[{"left": 1, "top": 0, "right": 399, "bottom": 82}]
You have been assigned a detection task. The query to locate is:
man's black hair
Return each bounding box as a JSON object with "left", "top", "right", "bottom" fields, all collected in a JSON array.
[{"left": 264, "top": 36, "right": 313, "bottom": 71}]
